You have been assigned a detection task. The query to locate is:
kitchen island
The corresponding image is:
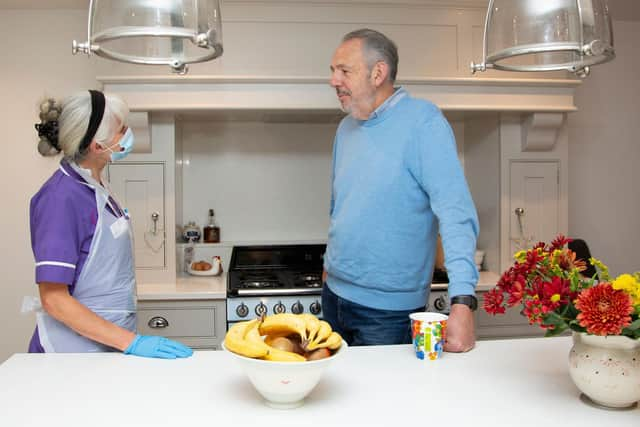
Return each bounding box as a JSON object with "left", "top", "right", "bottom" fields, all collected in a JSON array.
[{"left": 0, "top": 337, "right": 636, "bottom": 427}]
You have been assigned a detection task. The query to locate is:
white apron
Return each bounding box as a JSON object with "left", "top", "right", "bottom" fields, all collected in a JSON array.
[{"left": 26, "top": 163, "right": 137, "bottom": 352}]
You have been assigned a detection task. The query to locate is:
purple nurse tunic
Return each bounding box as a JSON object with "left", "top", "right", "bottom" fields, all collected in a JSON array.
[{"left": 28, "top": 160, "right": 121, "bottom": 352}]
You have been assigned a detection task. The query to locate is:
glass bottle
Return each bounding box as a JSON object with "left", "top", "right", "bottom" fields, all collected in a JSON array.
[{"left": 203, "top": 208, "right": 220, "bottom": 243}]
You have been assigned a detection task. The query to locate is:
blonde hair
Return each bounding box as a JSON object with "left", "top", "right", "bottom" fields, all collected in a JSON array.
[{"left": 37, "top": 91, "right": 129, "bottom": 161}]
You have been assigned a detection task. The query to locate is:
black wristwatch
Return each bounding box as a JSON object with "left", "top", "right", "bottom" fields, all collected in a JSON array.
[{"left": 450, "top": 295, "right": 478, "bottom": 311}]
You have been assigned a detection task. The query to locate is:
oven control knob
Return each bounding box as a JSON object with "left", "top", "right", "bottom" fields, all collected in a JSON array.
[
  {"left": 255, "top": 302, "right": 268, "bottom": 316},
  {"left": 309, "top": 300, "right": 321, "bottom": 315},
  {"left": 434, "top": 295, "right": 447, "bottom": 312},
  {"left": 236, "top": 303, "right": 249, "bottom": 318},
  {"left": 274, "top": 301, "right": 286, "bottom": 314},
  {"left": 291, "top": 300, "right": 304, "bottom": 314}
]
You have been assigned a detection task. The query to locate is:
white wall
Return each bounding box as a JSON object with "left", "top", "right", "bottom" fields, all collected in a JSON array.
[
  {"left": 0, "top": 10, "right": 102, "bottom": 362},
  {"left": 567, "top": 20, "right": 640, "bottom": 276},
  {"left": 179, "top": 120, "right": 335, "bottom": 242}
]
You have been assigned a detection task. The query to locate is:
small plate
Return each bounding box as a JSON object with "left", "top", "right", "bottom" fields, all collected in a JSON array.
[{"left": 187, "top": 267, "right": 217, "bottom": 276}]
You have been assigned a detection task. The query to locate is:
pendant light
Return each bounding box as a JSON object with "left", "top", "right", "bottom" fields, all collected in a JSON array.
[
  {"left": 471, "top": 0, "right": 615, "bottom": 78},
  {"left": 72, "top": 0, "right": 223, "bottom": 74}
]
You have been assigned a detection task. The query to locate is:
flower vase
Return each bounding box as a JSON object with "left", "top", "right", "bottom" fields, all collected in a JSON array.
[{"left": 568, "top": 332, "right": 640, "bottom": 409}]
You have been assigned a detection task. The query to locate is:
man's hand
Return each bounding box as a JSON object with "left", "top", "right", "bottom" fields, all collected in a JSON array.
[{"left": 443, "top": 303, "right": 476, "bottom": 352}]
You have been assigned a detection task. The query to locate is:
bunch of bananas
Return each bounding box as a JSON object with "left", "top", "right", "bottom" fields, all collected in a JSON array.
[{"left": 224, "top": 313, "right": 342, "bottom": 362}]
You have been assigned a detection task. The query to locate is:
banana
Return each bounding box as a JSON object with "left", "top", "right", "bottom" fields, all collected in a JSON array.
[
  {"left": 262, "top": 347, "right": 306, "bottom": 362},
  {"left": 300, "top": 313, "right": 321, "bottom": 343},
  {"left": 305, "top": 320, "right": 332, "bottom": 350},
  {"left": 244, "top": 318, "right": 272, "bottom": 352},
  {"left": 259, "top": 313, "right": 308, "bottom": 342},
  {"left": 224, "top": 318, "right": 270, "bottom": 358},
  {"left": 307, "top": 331, "right": 343, "bottom": 351}
]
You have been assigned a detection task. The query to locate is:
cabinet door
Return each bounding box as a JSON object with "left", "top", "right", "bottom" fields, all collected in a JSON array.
[
  {"left": 509, "top": 161, "right": 559, "bottom": 254},
  {"left": 108, "top": 163, "right": 165, "bottom": 269}
]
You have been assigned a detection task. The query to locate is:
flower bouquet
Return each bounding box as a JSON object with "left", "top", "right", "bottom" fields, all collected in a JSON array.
[
  {"left": 483, "top": 235, "right": 640, "bottom": 338},
  {"left": 483, "top": 235, "right": 640, "bottom": 408}
]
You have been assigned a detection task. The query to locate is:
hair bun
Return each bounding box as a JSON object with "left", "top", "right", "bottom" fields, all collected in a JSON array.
[{"left": 35, "top": 98, "right": 62, "bottom": 156}]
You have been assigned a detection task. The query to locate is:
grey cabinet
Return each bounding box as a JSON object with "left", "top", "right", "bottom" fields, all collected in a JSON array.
[{"left": 137, "top": 299, "right": 226, "bottom": 350}]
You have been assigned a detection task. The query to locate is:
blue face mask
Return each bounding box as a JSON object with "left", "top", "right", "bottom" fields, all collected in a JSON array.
[{"left": 106, "top": 127, "right": 135, "bottom": 161}]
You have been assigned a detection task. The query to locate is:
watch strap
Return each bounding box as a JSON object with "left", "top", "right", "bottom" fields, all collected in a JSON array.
[{"left": 450, "top": 294, "right": 478, "bottom": 311}]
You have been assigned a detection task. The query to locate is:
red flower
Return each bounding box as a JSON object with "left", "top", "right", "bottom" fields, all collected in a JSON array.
[
  {"left": 540, "top": 277, "right": 572, "bottom": 311},
  {"left": 483, "top": 288, "right": 505, "bottom": 315},
  {"left": 549, "top": 235, "right": 572, "bottom": 251},
  {"left": 575, "top": 283, "right": 634, "bottom": 336},
  {"left": 506, "top": 279, "right": 525, "bottom": 307}
]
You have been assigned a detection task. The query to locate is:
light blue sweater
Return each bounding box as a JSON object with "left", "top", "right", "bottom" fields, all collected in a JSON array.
[{"left": 324, "top": 88, "right": 479, "bottom": 311}]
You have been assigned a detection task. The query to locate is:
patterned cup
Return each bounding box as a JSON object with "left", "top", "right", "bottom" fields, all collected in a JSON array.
[{"left": 409, "top": 312, "right": 448, "bottom": 361}]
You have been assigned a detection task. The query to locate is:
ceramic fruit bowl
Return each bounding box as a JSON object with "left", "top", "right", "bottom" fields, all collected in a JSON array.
[{"left": 222, "top": 340, "right": 347, "bottom": 409}]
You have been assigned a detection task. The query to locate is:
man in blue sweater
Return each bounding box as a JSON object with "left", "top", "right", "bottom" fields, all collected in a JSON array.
[{"left": 323, "top": 29, "right": 479, "bottom": 352}]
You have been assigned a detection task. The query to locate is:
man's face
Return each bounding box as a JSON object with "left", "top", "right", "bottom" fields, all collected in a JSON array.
[{"left": 330, "top": 38, "right": 377, "bottom": 120}]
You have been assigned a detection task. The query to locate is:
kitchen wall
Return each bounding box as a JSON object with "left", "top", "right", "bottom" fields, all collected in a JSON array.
[
  {"left": 1, "top": 2, "right": 639, "bottom": 362},
  {"left": 567, "top": 19, "right": 640, "bottom": 276},
  {"left": 177, "top": 116, "right": 465, "bottom": 244},
  {"left": 0, "top": 10, "right": 101, "bottom": 363}
]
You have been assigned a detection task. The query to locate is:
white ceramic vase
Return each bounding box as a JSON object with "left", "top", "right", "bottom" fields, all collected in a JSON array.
[{"left": 568, "top": 332, "right": 640, "bottom": 408}]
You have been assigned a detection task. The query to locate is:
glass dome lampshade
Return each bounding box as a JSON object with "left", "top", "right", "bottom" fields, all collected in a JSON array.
[
  {"left": 471, "top": 0, "right": 614, "bottom": 78},
  {"left": 72, "top": 0, "right": 223, "bottom": 74}
]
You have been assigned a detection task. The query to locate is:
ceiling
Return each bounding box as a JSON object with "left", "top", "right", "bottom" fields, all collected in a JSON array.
[{"left": 1, "top": 0, "right": 639, "bottom": 20}]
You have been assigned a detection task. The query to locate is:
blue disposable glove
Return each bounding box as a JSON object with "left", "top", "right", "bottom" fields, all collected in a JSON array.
[{"left": 124, "top": 335, "right": 193, "bottom": 359}]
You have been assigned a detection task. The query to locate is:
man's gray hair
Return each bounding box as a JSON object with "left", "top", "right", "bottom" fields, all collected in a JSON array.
[{"left": 343, "top": 28, "right": 399, "bottom": 83}]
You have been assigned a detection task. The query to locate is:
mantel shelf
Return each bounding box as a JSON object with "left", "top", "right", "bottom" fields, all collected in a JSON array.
[{"left": 99, "top": 75, "right": 581, "bottom": 113}]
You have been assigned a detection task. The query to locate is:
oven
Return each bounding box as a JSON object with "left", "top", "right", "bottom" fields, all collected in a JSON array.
[
  {"left": 226, "top": 244, "right": 326, "bottom": 328},
  {"left": 226, "top": 243, "right": 451, "bottom": 328}
]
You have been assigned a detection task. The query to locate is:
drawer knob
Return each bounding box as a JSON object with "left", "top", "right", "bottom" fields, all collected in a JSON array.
[{"left": 148, "top": 316, "right": 169, "bottom": 329}]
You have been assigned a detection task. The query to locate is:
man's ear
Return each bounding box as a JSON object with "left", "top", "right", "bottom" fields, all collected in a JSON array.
[{"left": 371, "top": 61, "right": 389, "bottom": 87}]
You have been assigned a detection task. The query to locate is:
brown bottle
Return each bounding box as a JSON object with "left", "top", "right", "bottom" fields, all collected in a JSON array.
[{"left": 203, "top": 209, "right": 220, "bottom": 243}]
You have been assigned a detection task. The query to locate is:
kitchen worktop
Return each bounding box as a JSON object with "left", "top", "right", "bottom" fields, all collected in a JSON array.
[
  {"left": 136, "top": 271, "right": 500, "bottom": 301},
  {"left": 137, "top": 272, "right": 227, "bottom": 300},
  {"left": 1, "top": 337, "right": 636, "bottom": 426}
]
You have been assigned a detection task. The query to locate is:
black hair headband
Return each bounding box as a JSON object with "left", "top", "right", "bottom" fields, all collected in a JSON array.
[{"left": 79, "top": 90, "right": 106, "bottom": 151}]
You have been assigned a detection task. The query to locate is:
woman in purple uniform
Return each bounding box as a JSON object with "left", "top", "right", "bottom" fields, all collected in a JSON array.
[{"left": 26, "top": 90, "right": 192, "bottom": 359}]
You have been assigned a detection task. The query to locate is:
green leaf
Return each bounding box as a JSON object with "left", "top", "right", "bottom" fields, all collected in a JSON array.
[
  {"left": 622, "top": 319, "right": 640, "bottom": 334},
  {"left": 544, "top": 323, "right": 568, "bottom": 337}
]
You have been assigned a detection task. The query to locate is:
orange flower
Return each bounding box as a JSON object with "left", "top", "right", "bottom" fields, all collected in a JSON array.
[{"left": 575, "top": 283, "right": 634, "bottom": 336}]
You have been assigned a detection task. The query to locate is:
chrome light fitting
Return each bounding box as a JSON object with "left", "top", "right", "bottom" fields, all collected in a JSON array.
[
  {"left": 471, "top": 0, "right": 614, "bottom": 78},
  {"left": 72, "top": 0, "right": 223, "bottom": 74}
]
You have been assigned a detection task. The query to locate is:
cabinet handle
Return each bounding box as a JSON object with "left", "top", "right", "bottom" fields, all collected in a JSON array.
[{"left": 148, "top": 316, "right": 169, "bottom": 329}]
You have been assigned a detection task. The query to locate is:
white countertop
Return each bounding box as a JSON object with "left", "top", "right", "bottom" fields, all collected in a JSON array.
[
  {"left": 137, "top": 273, "right": 227, "bottom": 300},
  {"left": 136, "top": 271, "right": 500, "bottom": 301},
  {"left": 0, "top": 337, "right": 636, "bottom": 427}
]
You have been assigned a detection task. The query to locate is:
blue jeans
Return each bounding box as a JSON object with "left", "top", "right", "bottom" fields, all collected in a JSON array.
[{"left": 321, "top": 284, "right": 425, "bottom": 346}]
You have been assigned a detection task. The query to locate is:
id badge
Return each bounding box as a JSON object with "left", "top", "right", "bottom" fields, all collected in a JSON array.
[{"left": 110, "top": 216, "right": 129, "bottom": 239}]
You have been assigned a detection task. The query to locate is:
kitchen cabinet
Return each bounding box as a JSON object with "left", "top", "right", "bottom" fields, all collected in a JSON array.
[
  {"left": 509, "top": 161, "right": 560, "bottom": 256},
  {"left": 108, "top": 162, "right": 166, "bottom": 269},
  {"left": 464, "top": 113, "right": 568, "bottom": 273},
  {"left": 106, "top": 113, "right": 178, "bottom": 285},
  {"left": 475, "top": 291, "right": 544, "bottom": 340},
  {"left": 137, "top": 299, "right": 226, "bottom": 350}
]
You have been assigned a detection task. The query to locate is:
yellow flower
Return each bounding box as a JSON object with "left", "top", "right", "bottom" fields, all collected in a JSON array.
[
  {"left": 612, "top": 274, "right": 640, "bottom": 306},
  {"left": 514, "top": 250, "right": 526, "bottom": 263},
  {"left": 589, "top": 258, "right": 611, "bottom": 282}
]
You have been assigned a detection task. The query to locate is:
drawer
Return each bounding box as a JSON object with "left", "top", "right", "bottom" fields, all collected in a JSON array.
[{"left": 137, "top": 300, "right": 225, "bottom": 339}]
